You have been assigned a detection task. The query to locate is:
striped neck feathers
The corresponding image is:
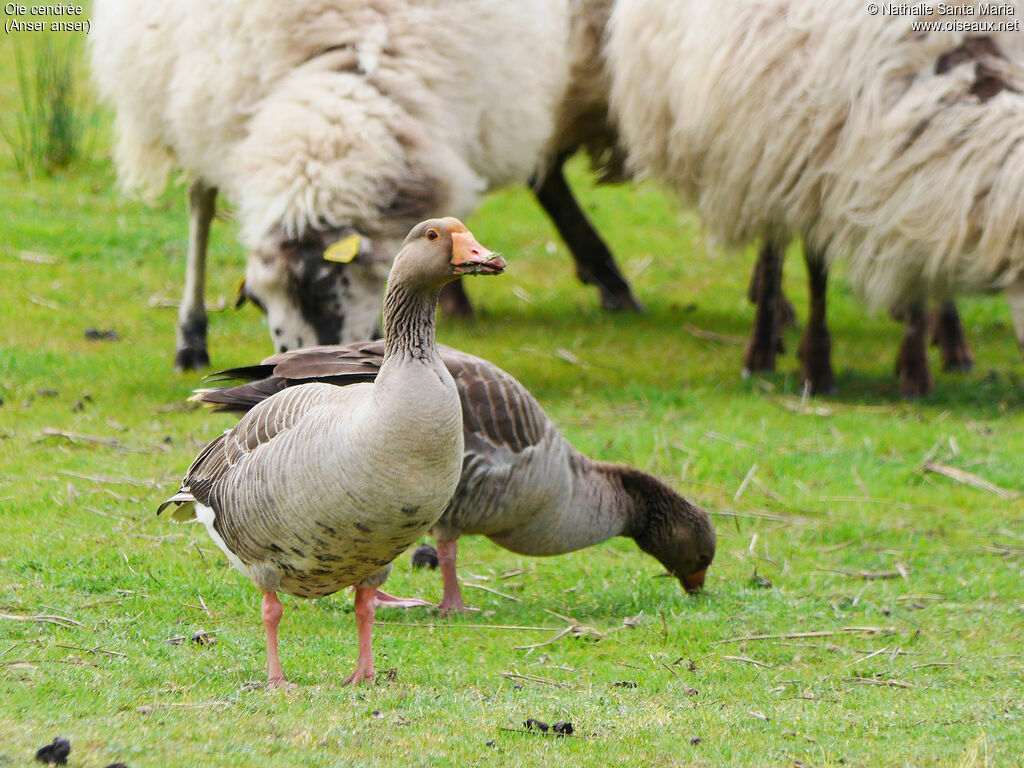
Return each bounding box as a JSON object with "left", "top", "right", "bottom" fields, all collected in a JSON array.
[{"left": 382, "top": 280, "right": 441, "bottom": 361}]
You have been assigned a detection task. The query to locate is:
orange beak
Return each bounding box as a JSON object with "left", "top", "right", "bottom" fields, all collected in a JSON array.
[
  {"left": 451, "top": 230, "right": 506, "bottom": 275},
  {"left": 682, "top": 568, "right": 707, "bottom": 594}
]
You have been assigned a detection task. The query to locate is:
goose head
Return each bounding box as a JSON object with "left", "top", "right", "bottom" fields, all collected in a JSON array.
[
  {"left": 618, "top": 467, "right": 717, "bottom": 593},
  {"left": 389, "top": 217, "right": 506, "bottom": 290}
]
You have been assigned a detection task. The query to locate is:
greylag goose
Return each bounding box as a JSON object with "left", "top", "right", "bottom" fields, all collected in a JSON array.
[
  {"left": 158, "top": 218, "right": 505, "bottom": 686},
  {"left": 194, "top": 346, "right": 717, "bottom": 613}
]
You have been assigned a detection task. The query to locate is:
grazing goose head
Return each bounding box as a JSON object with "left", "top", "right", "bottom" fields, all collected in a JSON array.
[{"left": 616, "top": 466, "right": 717, "bottom": 593}]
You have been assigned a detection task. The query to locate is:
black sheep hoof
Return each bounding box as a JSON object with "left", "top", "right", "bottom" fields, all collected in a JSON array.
[
  {"left": 802, "top": 371, "right": 836, "bottom": 397},
  {"left": 798, "top": 329, "right": 835, "bottom": 396},
  {"left": 598, "top": 284, "right": 644, "bottom": 313},
  {"left": 898, "top": 372, "right": 932, "bottom": 399},
  {"left": 175, "top": 346, "right": 210, "bottom": 371},
  {"left": 743, "top": 337, "right": 778, "bottom": 374},
  {"left": 939, "top": 344, "right": 974, "bottom": 373}
]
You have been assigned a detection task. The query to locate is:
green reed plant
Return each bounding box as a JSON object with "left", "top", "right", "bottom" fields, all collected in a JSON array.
[{"left": 1, "top": 36, "right": 96, "bottom": 175}]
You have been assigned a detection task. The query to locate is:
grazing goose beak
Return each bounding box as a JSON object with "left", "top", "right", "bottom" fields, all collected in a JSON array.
[
  {"left": 451, "top": 230, "right": 506, "bottom": 275},
  {"left": 681, "top": 568, "right": 707, "bottom": 594}
]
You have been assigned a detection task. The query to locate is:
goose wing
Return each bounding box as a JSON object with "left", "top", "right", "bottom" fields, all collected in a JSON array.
[
  {"left": 195, "top": 343, "right": 386, "bottom": 413},
  {"left": 437, "top": 347, "right": 549, "bottom": 458},
  {"left": 193, "top": 343, "right": 552, "bottom": 459},
  {"left": 159, "top": 383, "right": 351, "bottom": 518}
]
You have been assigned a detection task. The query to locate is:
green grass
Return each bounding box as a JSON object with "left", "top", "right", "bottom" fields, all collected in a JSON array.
[{"left": 1, "top": 41, "right": 1023, "bottom": 768}]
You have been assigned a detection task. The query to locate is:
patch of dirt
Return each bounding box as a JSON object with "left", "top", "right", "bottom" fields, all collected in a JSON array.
[{"left": 85, "top": 328, "right": 120, "bottom": 341}]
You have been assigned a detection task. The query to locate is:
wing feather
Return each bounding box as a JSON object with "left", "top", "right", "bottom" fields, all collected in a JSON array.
[
  {"left": 189, "top": 342, "right": 553, "bottom": 462},
  {"left": 159, "top": 384, "right": 345, "bottom": 515}
]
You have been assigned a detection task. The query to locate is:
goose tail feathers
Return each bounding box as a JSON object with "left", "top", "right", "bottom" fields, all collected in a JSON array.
[{"left": 157, "top": 491, "right": 197, "bottom": 522}]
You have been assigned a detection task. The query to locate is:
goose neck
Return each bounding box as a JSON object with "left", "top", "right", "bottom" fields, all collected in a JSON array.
[
  {"left": 382, "top": 281, "right": 441, "bottom": 360},
  {"left": 571, "top": 456, "right": 639, "bottom": 537},
  {"left": 592, "top": 462, "right": 654, "bottom": 538}
]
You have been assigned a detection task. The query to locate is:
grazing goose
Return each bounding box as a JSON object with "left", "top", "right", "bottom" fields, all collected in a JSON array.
[
  {"left": 194, "top": 345, "right": 717, "bottom": 613},
  {"left": 158, "top": 218, "right": 505, "bottom": 686}
]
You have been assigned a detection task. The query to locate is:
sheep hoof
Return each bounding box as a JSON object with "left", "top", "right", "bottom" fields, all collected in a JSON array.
[
  {"left": 943, "top": 357, "right": 974, "bottom": 373},
  {"left": 800, "top": 355, "right": 836, "bottom": 395},
  {"left": 742, "top": 338, "right": 777, "bottom": 373},
  {"left": 929, "top": 303, "right": 973, "bottom": 372},
  {"left": 175, "top": 346, "right": 210, "bottom": 371},
  {"left": 798, "top": 332, "right": 834, "bottom": 395},
  {"left": 598, "top": 285, "right": 644, "bottom": 313},
  {"left": 897, "top": 364, "right": 932, "bottom": 398},
  {"left": 939, "top": 343, "right": 974, "bottom": 373},
  {"left": 898, "top": 377, "right": 932, "bottom": 398},
  {"left": 802, "top": 373, "right": 836, "bottom": 397}
]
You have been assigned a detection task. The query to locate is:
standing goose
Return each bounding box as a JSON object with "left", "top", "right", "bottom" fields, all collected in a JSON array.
[
  {"left": 194, "top": 345, "right": 717, "bottom": 613},
  {"left": 158, "top": 218, "right": 505, "bottom": 686}
]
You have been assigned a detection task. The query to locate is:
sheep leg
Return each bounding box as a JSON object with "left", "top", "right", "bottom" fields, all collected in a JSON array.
[
  {"left": 747, "top": 259, "right": 796, "bottom": 331},
  {"left": 798, "top": 250, "right": 836, "bottom": 395},
  {"left": 929, "top": 300, "right": 974, "bottom": 372},
  {"left": 531, "top": 153, "right": 643, "bottom": 312},
  {"left": 175, "top": 179, "right": 217, "bottom": 371},
  {"left": 261, "top": 591, "right": 294, "bottom": 689},
  {"left": 436, "top": 539, "right": 475, "bottom": 614},
  {"left": 896, "top": 301, "right": 932, "bottom": 397},
  {"left": 342, "top": 586, "right": 377, "bottom": 685},
  {"left": 439, "top": 280, "right": 474, "bottom": 320},
  {"left": 743, "top": 241, "right": 784, "bottom": 374}
]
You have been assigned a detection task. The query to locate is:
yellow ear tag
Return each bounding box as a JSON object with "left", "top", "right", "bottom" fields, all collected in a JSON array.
[{"left": 323, "top": 235, "right": 361, "bottom": 264}]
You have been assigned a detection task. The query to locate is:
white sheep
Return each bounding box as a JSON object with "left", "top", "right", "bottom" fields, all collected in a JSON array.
[
  {"left": 609, "top": 0, "right": 1024, "bottom": 395},
  {"left": 89, "top": 1, "right": 560, "bottom": 366},
  {"left": 90, "top": 0, "right": 642, "bottom": 370},
  {"left": 438, "top": 0, "right": 643, "bottom": 321}
]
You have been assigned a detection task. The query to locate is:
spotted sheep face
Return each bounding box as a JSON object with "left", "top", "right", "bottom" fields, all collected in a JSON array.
[{"left": 241, "top": 232, "right": 391, "bottom": 353}]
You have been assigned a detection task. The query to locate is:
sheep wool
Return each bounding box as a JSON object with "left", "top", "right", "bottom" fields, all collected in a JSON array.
[
  {"left": 90, "top": 0, "right": 571, "bottom": 249},
  {"left": 608, "top": 0, "right": 1024, "bottom": 313}
]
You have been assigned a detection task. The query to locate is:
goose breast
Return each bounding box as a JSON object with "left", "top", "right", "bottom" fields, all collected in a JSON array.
[{"left": 185, "top": 379, "right": 462, "bottom": 598}]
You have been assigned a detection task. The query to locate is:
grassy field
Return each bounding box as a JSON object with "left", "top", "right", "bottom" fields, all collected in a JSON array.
[{"left": 1, "top": 32, "right": 1023, "bottom": 768}]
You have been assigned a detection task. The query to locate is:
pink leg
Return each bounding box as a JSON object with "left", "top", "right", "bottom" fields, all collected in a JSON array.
[
  {"left": 436, "top": 539, "right": 475, "bottom": 613},
  {"left": 261, "top": 592, "right": 293, "bottom": 689},
  {"left": 373, "top": 589, "right": 432, "bottom": 608},
  {"left": 343, "top": 586, "right": 378, "bottom": 685}
]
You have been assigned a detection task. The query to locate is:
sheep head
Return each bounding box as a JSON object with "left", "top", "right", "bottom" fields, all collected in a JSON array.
[{"left": 239, "top": 229, "right": 392, "bottom": 353}]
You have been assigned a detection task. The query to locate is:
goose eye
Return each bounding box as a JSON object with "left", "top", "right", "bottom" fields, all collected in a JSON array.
[{"left": 426, "top": 229, "right": 439, "bottom": 241}]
